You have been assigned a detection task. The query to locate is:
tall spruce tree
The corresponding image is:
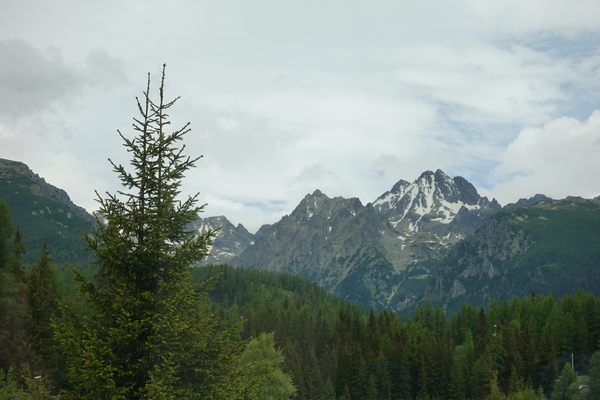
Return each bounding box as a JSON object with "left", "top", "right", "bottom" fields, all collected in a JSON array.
[
  {"left": 589, "top": 350, "right": 600, "bottom": 400},
  {"left": 54, "top": 65, "right": 246, "bottom": 400},
  {"left": 27, "top": 243, "right": 58, "bottom": 376},
  {"left": 0, "top": 201, "right": 28, "bottom": 373}
]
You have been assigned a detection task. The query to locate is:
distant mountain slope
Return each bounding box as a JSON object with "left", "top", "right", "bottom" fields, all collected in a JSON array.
[
  {"left": 187, "top": 216, "right": 254, "bottom": 265},
  {"left": 418, "top": 197, "right": 600, "bottom": 314},
  {"left": 0, "top": 158, "right": 250, "bottom": 266},
  {"left": 516, "top": 193, "right": 552, "bottom": 206},
  {"left": 232, "top": 169, "right": 502, "bottom": 310},
  {"left": 0, "top": 158, "right": 95, "bottom": 263}
]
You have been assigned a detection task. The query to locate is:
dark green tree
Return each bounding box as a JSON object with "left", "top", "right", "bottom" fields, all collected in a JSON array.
[
  {"left": 27, "top": 243, "right": 59, "bottom": 376},
  {"left": 11, "top": 227, "right": 26, "bottom": 281},
  {"left": 538, "top": 324, "right": 559, "bottom": 397},
  {"left": 0, "top": 201, "right": 28, "bottom": 373},
  {"left": 520, "top": 321, "right": 537, "bottom": 386},
  {"left": 54, "top": 65, "right": 246, "bottom": 399},
  {"left": 389, "top": 327, "right": 411, "bottom": 400},
  {"left": 470, "top": 345, "right": 494, "bottom": 400},
  {"left": 485, "top": 370, "right": 505, "bottom": 400},
  {"left": 0, "top": 200, "right": 14, "bottom": 270}
]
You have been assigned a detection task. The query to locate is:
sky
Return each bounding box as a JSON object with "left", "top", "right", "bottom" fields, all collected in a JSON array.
[{"left": 1, "top": 0, "right": 600, "bottom": 233}]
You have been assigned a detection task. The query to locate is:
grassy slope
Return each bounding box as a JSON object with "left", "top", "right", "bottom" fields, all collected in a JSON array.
[
  {"left": 0, "top": 174, "right": 94, "bottom": 264},
  {"left": 443, "top": 198, "right": 600, "bottom": 313}
]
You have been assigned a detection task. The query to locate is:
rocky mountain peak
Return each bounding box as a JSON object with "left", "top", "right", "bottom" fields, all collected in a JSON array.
[
  {"left": 291, "top": 190, "right": 363, "bottom": 223},
  {"left": 230, "top": 169, "right": 504, "bottom": 309},
  {"left": 187, "top": 215, "right": 254, "bottom": 265},
  {"left": 389, "top": 179, "right": 411, "bottom": 195},
  {"left": 373, "top": 169, "right": 500, "bottom": 239},
  {"left": 452, "top": 176, "right": 480, "bottom": 205},
  {"left": 516, "top": 194, "right": 552, "bottom": 206}
]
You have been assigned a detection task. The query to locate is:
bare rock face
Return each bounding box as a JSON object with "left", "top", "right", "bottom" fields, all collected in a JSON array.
[
  {"left": 516, "top": 194, "right": 552, "bottom": 206},
  {"left": 187, "top": 216, "right": 254, "bottom": 265},
  {"left": 232, "top": 169, "right": 502, "bottom": 310},
  {"left": 420, "top": 197, "right": 600, "bottom": 314}
]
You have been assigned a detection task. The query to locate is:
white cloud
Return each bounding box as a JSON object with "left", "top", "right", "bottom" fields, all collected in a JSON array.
[
  {"left": 0, "top": 40, "right": 126, "bottom": 122},
  {"left": 1, "top": 1, "right": 600, "bottom": 231},
  {"left": 489, "top": 110, "right": 600, "bottom": 203}
]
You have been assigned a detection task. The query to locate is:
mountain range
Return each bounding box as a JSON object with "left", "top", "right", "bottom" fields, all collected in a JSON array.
[
  {"left": 2, "top": 158, "right": 599, "bottom": 314},
  {"left": 228, "top": 169, "right": 502, "bottom": 310}
]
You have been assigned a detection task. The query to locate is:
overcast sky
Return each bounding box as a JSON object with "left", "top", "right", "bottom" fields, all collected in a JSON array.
[{"left": 1, "top": 0, "right": 600, "bottom": 232}]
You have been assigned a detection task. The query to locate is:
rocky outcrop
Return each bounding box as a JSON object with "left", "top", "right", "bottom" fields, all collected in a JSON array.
[
  {"left": 187, "top": 216, "right": 254, "bottom": 265},
  {"left": 232, "top": 170, "right": 502, "bottom": 310},
  {"left": 516, "top": 194, "right": 552, "bottom": 206},
  {"left": 409, "top": 197, "right": 600, "bottom": 314}
]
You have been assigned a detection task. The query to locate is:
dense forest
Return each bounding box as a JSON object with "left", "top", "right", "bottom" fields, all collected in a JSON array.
[{"left": 194, "top": 264, "right": 600, "bottom": 400}]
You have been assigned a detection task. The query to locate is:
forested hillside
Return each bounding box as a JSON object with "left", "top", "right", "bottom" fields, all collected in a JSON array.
[
  {"left": 0, "top": 158, "right": 94, "bottom": 264},
  {"left": 194, "top": 264, "right": 600, "bottom": 400}
]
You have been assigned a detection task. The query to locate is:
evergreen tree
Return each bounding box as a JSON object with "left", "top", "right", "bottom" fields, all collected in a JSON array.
[
  {"left": 389, "top": 327, "right": 411, "bottom": 400},
  {"left": 447, "top": 355, "right": 466, "bottom": 400},
  {"left": 27, "top": 243, "right": 58, "bottom": 376},
  {"left": 476, "top": 307, "right": 491, "bottom": 356},
  {"left": 550, "top": 362, "right": 577, "bottom": 400},
  {"left": 0, "top": 200, "right": 14, "bottom": 271},
  {"left": 323, "top": 377, "right": 336, "bottom": 400},
  {"left": 520, "top": 321, "right": 537, "bottom": 386},
  {"left": 0, "top": 201, "right": 28, "bottom": 373},
  {"left": 486, "top": 370, "right": 506, "bottom": 400},
  {"left": 54, "top": 65, "right": 246, "bottom": 399},
  {"left": 238, "top": 332, "right": 296, "bottom": 400},
  {"left": 11, "top": 227, "right": 26, "bottom": 281},
  {"left": 470, "top": 345, "right": 494, "bottom": 400},
  {"left": 589, "top": 350, "right": 600, "bottom": 400},
  {"left": 508, "top": 364, "right": 521, "bottom": 395},
  {"left": 538, "top": 324, "right": 559, "bottom": 397}
]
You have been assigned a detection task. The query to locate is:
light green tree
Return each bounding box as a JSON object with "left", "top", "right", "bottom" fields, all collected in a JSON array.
[
  {"left": 507, "top": 388, "right": 547, "bottom": 400},
  {"left": 238, "top": 332, "right": 297, "bottom": 400},
  {"left": 54, "top": 65, "right": 246, "bottom": 400},
  {"left": 551, "top": 362, "right": 578, "bottom": 400},
  {"left": 486, "top": 371, "right": 506, "bottom": 400},
  {"left": 589, "top": 350, "right": 600, "bottom": 399}
]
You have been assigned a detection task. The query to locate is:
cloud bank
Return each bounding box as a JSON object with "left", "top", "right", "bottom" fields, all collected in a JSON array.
[{"left": 0, "top": 1, "right": 599, "bottom": 232}]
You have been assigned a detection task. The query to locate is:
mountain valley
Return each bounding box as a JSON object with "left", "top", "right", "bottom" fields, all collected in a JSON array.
[{"left": 2, "top": 157, "right": 600, "bottom": 316}]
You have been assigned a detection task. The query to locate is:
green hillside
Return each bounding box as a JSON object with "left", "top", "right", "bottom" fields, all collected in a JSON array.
[
  {"left": 433, "top": 197, "right": 600, "bottom": 314},
  {"left": 193, "top": 264, "right": 600, "bottom": 400},
  {"left": 0, "top": 164, "right": 94, "bottom": 264}
]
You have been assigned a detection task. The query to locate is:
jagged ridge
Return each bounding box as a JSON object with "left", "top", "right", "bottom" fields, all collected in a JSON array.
[{"left": 231, "top": 169, "right": 502, "bottom": 310}]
